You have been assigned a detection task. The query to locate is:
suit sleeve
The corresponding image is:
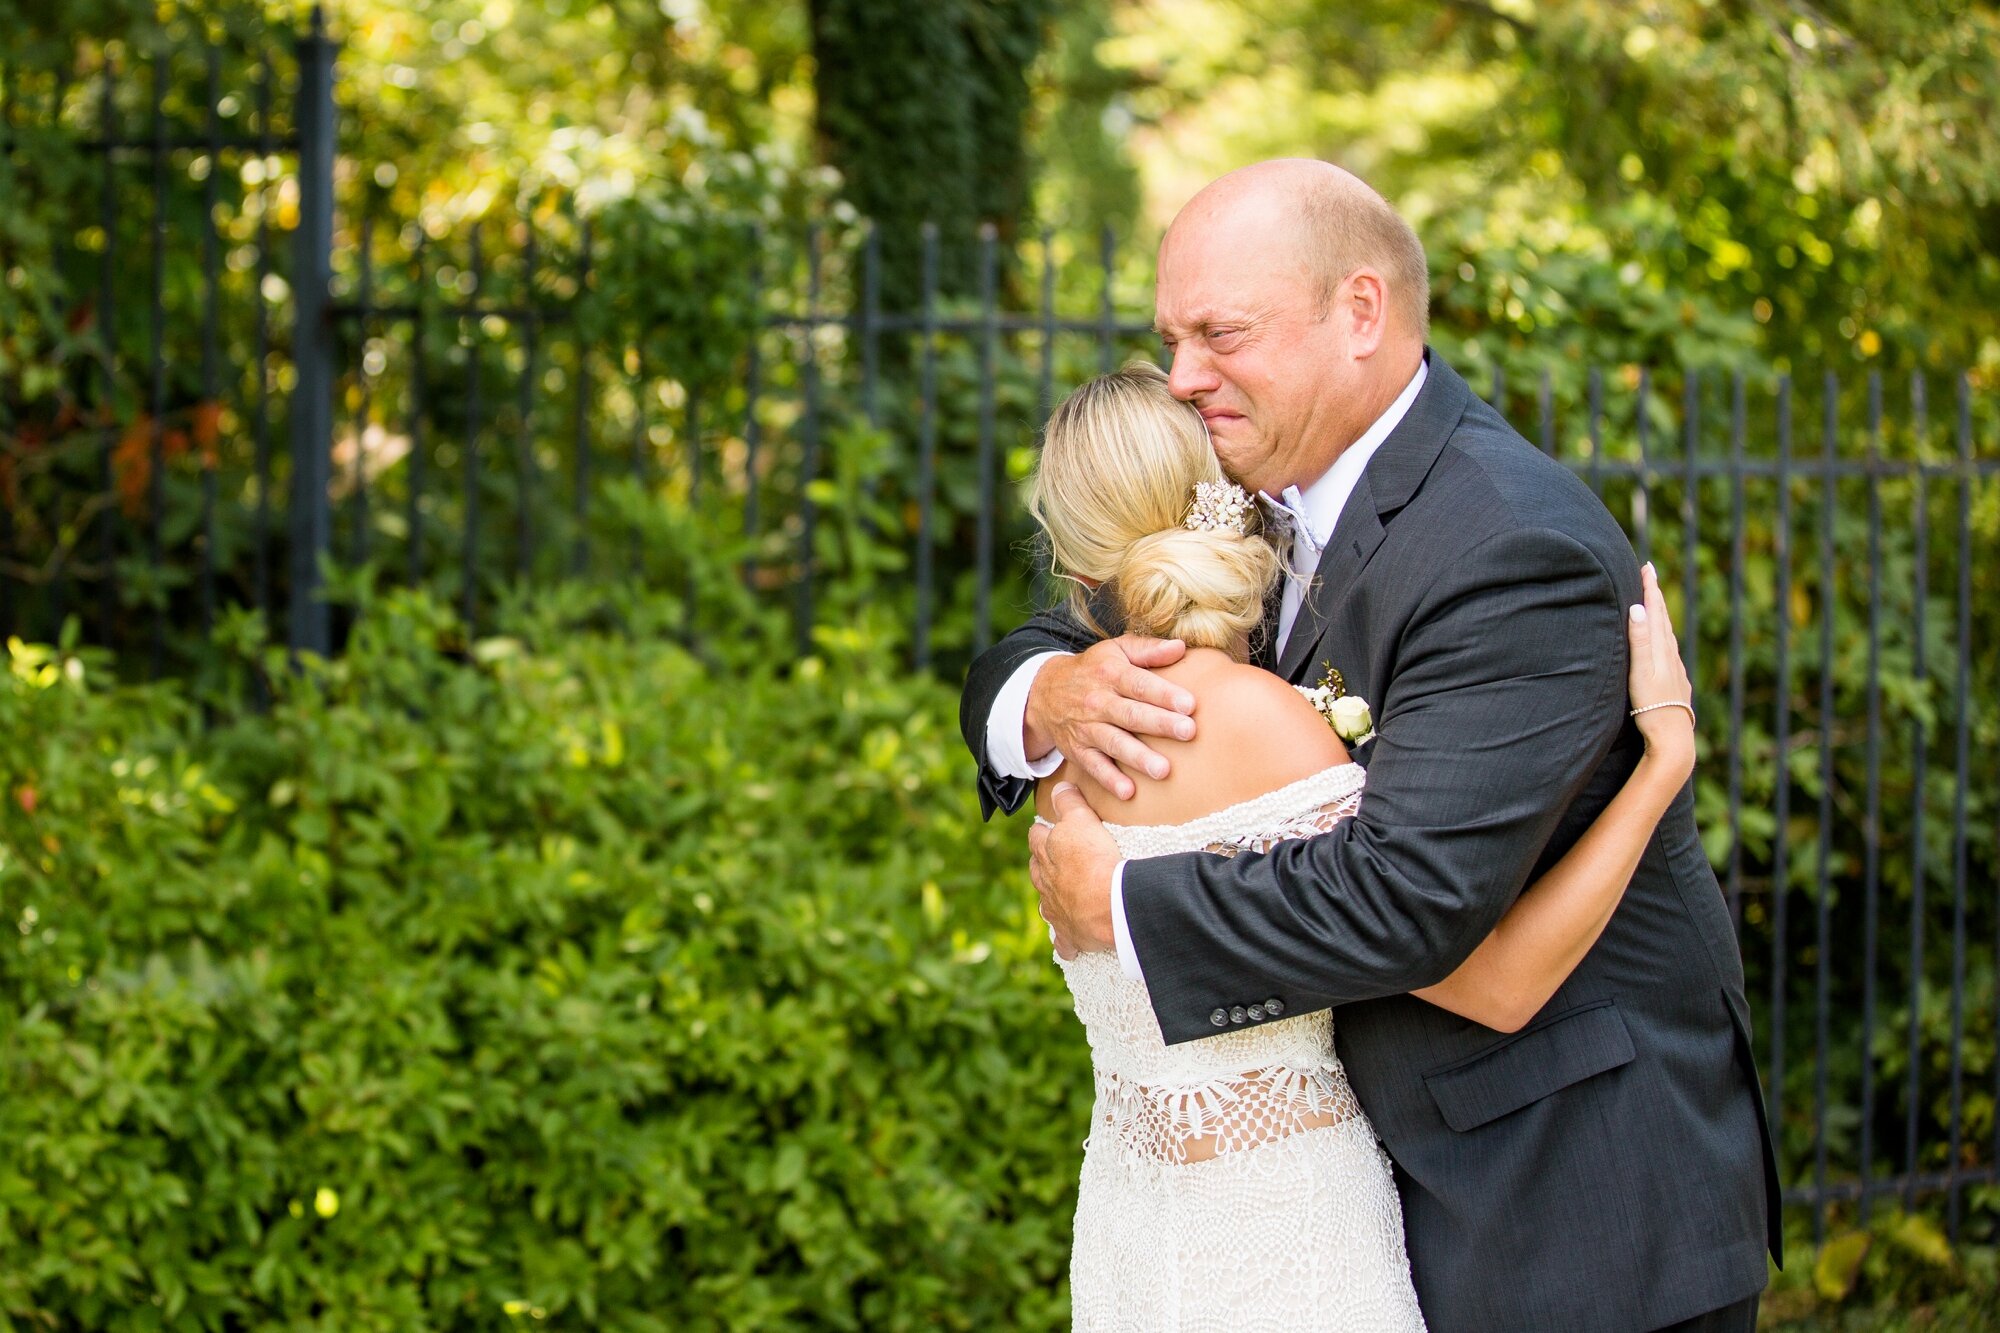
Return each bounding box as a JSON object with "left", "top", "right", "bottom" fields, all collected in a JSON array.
[
  {"left": 959, "top": 606, "right": 1103, "bottom": 819},
  {"left": 1121, "top": 525, "right": 1631, "bottom": 1044}
]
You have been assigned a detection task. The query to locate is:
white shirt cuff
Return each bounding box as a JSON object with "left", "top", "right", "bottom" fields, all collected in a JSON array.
[
  {"left": 1109, "top": 860, "right": 1144, "bottom": 981},
  {"left": 986, "top": 651, "right": 1069, "bottom": 780}
]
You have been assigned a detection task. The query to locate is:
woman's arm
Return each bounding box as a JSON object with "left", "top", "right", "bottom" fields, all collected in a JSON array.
[{"left": 1412, "top": 562, "right": 1695, "bottom": 1033}]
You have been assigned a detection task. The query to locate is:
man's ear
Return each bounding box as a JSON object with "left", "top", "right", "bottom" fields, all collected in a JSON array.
[{"left": 1341, "top": 267, "right": 1390, "bottom": 359}]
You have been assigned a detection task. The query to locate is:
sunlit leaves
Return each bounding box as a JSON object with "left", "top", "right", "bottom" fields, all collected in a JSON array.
[{"left": 1, "top": 575, "right": 1079, "bottom": 1327}]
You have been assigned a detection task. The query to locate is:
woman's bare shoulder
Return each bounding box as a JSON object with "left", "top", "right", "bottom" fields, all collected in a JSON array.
[
  {"left": 1192, "top": 665, "right": 1348, "bottom": 769},
  {"left": 1040, "top": 656, "right": 1349, "bottom": 827},
  {"left": 1193, "top": 662, "right": 1339, "bottom": 737}
]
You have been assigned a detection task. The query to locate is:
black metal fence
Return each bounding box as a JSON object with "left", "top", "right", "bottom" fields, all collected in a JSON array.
[
  {"left": 4, "top": 7, "right": 1998, "bottom": 1256},
  {"left": 1, "top": 12, "right": 308, "bottom": 678}
]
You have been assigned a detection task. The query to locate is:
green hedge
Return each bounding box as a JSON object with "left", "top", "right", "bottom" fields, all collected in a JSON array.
[
  {"left": 0, "top": 591, "right": 1083, "bottom": 1330},
  {"left": 6, "top": 476, "right": 1995, "bottom": 1327}
]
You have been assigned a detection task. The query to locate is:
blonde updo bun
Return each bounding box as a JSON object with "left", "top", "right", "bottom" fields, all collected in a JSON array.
[
  {"left": 1025, "top": 361, "right": 1281, "bottom": 657},
  {"left": 1113, "top": 527, "right": 1276, "bottom": 649}
]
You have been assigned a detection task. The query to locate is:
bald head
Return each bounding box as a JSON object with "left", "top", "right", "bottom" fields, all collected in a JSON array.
[
  {"left": 1168, "top": 159, "right": 1430, "bottom": 340},
  {"left": 1153, "top": 160, "right": 1431, "bottom": 494}
]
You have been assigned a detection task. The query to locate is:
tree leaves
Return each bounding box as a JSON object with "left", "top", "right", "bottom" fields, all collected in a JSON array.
[{"left": 1, "top": 581, "right": 1080, "bottom": 1328}]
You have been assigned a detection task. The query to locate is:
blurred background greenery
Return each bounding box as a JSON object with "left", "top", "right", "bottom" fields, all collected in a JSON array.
[
  {"left": 2, "top": 1, "right": 1998, "bottom": 1329},
  {"left": 6, "top": 0, "right": 1999, "bottom": 378}
]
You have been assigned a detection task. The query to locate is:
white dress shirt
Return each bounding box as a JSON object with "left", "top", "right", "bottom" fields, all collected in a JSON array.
[
  {"left": 1267, "top": 358, "right": 1427, "bottom": 661},
  {"left": 991, "top": 358, "right": 1429, "bottom": 981}
]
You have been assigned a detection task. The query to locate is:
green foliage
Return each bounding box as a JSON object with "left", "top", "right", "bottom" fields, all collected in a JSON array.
[
  {"left": 1767, "top": 1205, "right": 2000, "bottom": 1328},
  {"left": 6, "top": 4, "right": 2000, "bottom": 1318},
  {"left": 1026, "top": 0, "right": 1141, "bottom": 243},
  {"left": 332, "top": 0, "right": 813, "bottom": 215},
  {"left": 0, "top": 5, "right": 292, "bottom": 630},
  {"left": 808, "top": 0, "right": 1053, "bottom": 308},
  {"left": 0, "top": 0, "right": 840, "bottom": 677},
  {"left": 1081, "top": 0, "right": 2000, "bottom": 381},
  {"left": 0, "top": 565, "right": 1088, "bottom": 1327}
]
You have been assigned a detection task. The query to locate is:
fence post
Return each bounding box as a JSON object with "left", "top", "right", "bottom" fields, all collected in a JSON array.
[{"left": 287, "top": 5, "right": 336, "bottom": 657}]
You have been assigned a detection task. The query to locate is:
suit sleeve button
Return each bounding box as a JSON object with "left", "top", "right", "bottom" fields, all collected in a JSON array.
[
  {"left": 1263, "top": 998, "right": 1284, "bottom": 1017},
  {"left": 1230, "top": 1005, "right": 1248, "bottom": 1024},
  {"left": 1247, "top": 1004, "right": 1266, "bottom": 1021},
  {"left": 1210, "top": 1008, "right": 1229, "bottom": 1027}
]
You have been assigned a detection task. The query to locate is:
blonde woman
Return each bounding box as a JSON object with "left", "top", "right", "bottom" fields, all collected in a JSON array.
[{"left": 1019, "top": 362, "right": 1696, "bottom": 1330}]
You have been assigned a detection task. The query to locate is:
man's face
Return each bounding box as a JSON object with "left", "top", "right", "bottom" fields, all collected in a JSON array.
[{"left": 1154, "top": 213, "right": 1356, "bottom": 496}]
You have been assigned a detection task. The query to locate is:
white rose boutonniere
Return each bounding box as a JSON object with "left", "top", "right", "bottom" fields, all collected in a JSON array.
[
  {"left": 1328, "top": 694, "right": 1374, "bottom": 745},
  {"left": 1304, "top": 662, "right": 1375, "bottom": 747}
]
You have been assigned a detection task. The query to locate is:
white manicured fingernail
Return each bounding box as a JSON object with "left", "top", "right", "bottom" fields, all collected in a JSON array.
[
  {"left": 1630, "top": 604, "right": 1647, "bottom": 624},
  {"left": 1053, "top": 782, "right": 1076, "bottom": 797},
  {"left": 1148, "top": 759, "right": 1168, "bottom": 779}
]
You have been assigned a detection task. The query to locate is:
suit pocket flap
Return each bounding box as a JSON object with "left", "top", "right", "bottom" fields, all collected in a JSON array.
[{"left": 1423, "top": 1000, "right": 1636, "bottom": 1133}]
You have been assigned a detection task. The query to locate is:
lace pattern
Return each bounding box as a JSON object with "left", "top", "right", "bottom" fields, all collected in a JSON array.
[
  {"left": 1060, "top": 764, "right": 1367, "bottom": 1103},
  {"left": 1056, "top": 742, "right": 1425, "bottom": 1330},
  {"left": 1091, "top": 1061, "right": 1363, "bottom": 1166},
  {"left": 1099, "top": 762, "right": 1365, "bottom": 858}
]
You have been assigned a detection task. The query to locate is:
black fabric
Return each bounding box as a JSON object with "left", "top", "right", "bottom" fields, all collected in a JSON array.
[
  {"left": 958, "top": 599, "right": 1098, "bottom": 819},
  {"left": 1652, "top": 1292, "right": 1760, "bottom": 1333},
  {"left": 1247, "top": 543, "right": 1288, "bottom": 671},
  {"left": 958, "top": 351, "right": 1779, "bottom": 1332},
  {"left": 1421, "top": 998, "right": 1635, "bottom": 1132}
]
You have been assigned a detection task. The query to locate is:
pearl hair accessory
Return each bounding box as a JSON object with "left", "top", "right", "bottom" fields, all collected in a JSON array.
[{"left": 1182, "top": 480, "right": 1256, "bottom": 536}]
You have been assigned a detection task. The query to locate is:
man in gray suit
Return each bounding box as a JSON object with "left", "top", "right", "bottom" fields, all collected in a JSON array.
[{"left": 961, "top": 160, "right": 1779, "bottom": 1331}]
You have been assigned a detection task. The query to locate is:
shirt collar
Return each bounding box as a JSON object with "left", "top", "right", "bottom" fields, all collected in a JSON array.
[{"left": 1262, "top": 358, "right": 1428, "bottom": 547}]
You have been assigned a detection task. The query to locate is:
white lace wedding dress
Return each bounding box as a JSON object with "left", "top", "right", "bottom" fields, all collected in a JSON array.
[{"left": 1052, "top": 760, "right": 1428, "bottom": 1332}]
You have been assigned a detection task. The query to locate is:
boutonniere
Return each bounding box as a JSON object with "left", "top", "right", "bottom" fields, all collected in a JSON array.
[{"left": 1301, "top": 662, "right": 1375, "bottom": 746}]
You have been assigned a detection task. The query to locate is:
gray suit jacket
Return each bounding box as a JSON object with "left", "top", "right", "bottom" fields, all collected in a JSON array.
[{"left": 960, "top": 353, "right": 1780, "bottom": 1332}]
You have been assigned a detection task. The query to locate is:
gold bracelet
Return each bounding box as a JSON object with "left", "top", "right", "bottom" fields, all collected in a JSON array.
[{"left": 1630, "top": 701, "right": 1696, "bottom": 723}]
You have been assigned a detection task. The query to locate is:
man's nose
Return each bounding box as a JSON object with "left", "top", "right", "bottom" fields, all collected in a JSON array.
[{"left": 1165, "top": 344, "right": 1216, "bottom": 401}]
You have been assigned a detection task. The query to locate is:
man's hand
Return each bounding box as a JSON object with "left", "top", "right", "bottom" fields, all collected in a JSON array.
[
  {"left": 1024, "top": 635, "right": 1195, "bottom": 799},
  {"left": 1029, "top": 783, "right": 1122, "bottom": 959}
]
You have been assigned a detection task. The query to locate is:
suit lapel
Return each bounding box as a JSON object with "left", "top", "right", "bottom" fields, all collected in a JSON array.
[
  {"left": 1274, "top": 349, "right": 1473, "bottom": 683},
  {"left": 1276, "top": 478, "right": 1385, "bottom": 681}
]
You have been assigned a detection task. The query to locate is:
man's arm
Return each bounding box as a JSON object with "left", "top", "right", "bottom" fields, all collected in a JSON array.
[
  {"left": 961, "top": 608, "right": 1202, "bottom": 820},
  {"left": 1122, "top": 526, "right": 1633, "bottom": 1044},
  {"left": 960, "top": 609, "right": 1101, "bottom": 819}
]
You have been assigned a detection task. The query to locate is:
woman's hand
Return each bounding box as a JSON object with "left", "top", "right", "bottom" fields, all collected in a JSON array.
[{"left": 1627, "top": 562, "right": 1695, "bottom": 776}]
